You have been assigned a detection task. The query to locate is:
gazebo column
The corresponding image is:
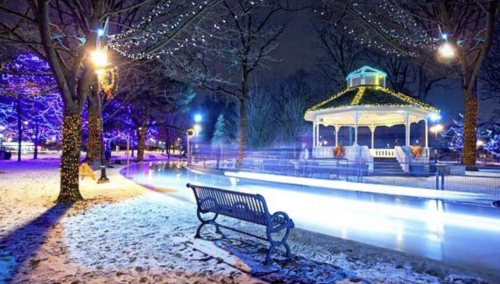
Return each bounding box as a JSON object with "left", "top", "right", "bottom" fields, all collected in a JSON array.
[
  {"left": 316, "top": 118, "right": 320, "bottom": 146},
  {"left": 312, "top": 119, "right": 316, "bottom": 147},
  {"left": 335, "top": 125, "right": 339, "bottom": 146},
  {"left": 425, "top": 117, "right": 429, "bottom": 148},
  {"left": 404, "top": 111, "right": 410, "bottom": 146},
  {"left": 353, "top": 111, "right": 359, "bottom": 145},
  {"left": 369, "top": 125, "right": 376, "bottom": 149}
]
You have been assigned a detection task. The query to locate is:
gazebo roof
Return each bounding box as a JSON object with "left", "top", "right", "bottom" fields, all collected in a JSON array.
[{"left": 305, "top": 85, "right": 438, "bottom": 115}]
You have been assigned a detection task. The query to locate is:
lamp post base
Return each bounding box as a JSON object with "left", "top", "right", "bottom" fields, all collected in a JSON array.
[
  {"left": 97, "top": 177, "right": 110, "bottom": 183},
  {"left": 97, "top": 165, "right": 110, "bottom": 183}
]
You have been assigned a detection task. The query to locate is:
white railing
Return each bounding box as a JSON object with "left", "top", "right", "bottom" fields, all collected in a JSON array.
[
  {"left": 313, "top": 146, "right": 334, "bottom": 158},
  {"left": 316, "top": 146, "right": 395, "bottom": 160},
  {"left": 395, "top": 146, "right": 409, "bottom": 172},
  {"left": 369, "top": 148, "right": 395, "bottom": 158},
  {"left": 313, "top": 146, "right": 354, "bottom": 159}
]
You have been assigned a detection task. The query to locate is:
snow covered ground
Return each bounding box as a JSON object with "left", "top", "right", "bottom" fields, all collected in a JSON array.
[{"left": 0, "top": 153, "right": 497, "bottom": 283}]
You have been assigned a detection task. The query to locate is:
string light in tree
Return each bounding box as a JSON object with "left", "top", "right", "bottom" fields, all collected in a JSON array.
[{"left": 107, "top": 0, "right": 231, "bottom": 60}]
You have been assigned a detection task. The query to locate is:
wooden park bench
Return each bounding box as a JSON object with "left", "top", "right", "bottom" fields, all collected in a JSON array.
[{"left": 186, "top": 183, "right": 295, "bottom": 265}]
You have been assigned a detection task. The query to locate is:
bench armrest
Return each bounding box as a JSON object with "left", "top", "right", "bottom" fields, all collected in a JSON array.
[{"left": 269, "top": 211, "right": 295, "bottom": 232}]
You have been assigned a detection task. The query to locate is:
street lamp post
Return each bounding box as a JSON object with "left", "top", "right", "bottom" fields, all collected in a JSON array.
[
  {"left": 186, "top": 128, "right": 195, "bottom": 166},
  {"left": 92, "top": 49, "right": 110, "bottom": 184},
  {"left": 430, "top": 123, "right": 444, "bottom": 164},
  {"left": 97, "top": 123, "right": 109, "bottom": 184},
  {"left": 193, "top": 124, "right": 202, "bottom": 163}
]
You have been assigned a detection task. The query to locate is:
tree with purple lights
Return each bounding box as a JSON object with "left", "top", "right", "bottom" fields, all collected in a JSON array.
[
  {"left": 20, "top": 94, "right": 63, "bottom": 159},
  {"left": 0, "top": 100, "right": 15, "bottom": 150},
  {"left": 0, "top": 53, "right": 62, "bottom": 160}
]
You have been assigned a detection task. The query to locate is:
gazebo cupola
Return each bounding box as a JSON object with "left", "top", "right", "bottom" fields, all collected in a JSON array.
[{"left": 346, "top": 66, "right": 387, "bottom": 88}]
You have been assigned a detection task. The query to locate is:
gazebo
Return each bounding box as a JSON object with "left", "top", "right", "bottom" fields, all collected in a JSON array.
[{"left": 304, "top": 66, "right": 440, "bottom": 172}]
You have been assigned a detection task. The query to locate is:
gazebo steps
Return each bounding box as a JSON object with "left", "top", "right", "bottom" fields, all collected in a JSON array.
[{"left": 372, "top": 157, "right": 406, "bottom": 176}]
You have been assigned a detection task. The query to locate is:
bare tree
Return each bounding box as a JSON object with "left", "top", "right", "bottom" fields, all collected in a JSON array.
[
  {"left": 246, "top": 81, "right": 277, "bottom": 149},
  {"left": 480, "top": 18, "right": 500, "bottom": 113},
  {"left": 273, "top": 70, "right": 316, "bottom": 146},
  {"left": 311, "top": 22, "right": 366, "bottom": 91},
  {"left": 198, "top": 0, "right": 297, "bottom": 169}
]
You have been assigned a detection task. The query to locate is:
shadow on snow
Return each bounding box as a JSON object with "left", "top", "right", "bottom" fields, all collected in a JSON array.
[{"left": 0, "top": 203, "right": 72, "bottom": 283}]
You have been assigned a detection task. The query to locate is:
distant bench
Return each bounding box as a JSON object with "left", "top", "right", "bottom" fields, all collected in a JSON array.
[{"left": 186, "top": 183, "right": 295, "bottom": 265}]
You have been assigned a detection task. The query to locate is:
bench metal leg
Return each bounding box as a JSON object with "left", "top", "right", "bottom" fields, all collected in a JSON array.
[
  {"left": 195, "top": 208, "right": 222, "bottom": 238},
  {"left": 215, "top": 224, "right": 222, "bottom": 235},
  {"left": 265, "top": 216, "right": 294, "bottom": 265},
  {"left": 264, "top": 243, "right": 277, "bottom": 265},
  {"left": 194, "top": 223, "right": 205, "bottom": 238},
  {"left": 283, "top": 242, "right": 292, "bottom": 258}
]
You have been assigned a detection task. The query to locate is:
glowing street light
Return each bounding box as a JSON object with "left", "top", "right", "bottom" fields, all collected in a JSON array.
[
  {"left": 438, "top": 42, "right": 455, "bottom": 58},
  {"left": 193, "top": 124, "right": 202, "bottom": 134},
  {"left": 428, "top": 113, "right": 441, "bottom": 122},
  {"left": 430, "top": 124, "right": 444, "bottom": 139},
  {"left": 91, "top": 49, "right": 108, "bottom": 68},
  {"left": 194, "top": 114, "right": 202, "bottom": 123}
]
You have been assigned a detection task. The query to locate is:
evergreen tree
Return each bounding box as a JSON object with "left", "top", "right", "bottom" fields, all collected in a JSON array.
[
  {"left": 212, "top": 113, "right": 230, "bottom": 147},
  {"left": 212, "top": 113, "right": 230, "bottom": 169}
]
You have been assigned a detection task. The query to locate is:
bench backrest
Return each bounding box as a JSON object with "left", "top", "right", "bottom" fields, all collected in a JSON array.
[{"left": 187, "top": 183, "right": 270, "bottom": 226}]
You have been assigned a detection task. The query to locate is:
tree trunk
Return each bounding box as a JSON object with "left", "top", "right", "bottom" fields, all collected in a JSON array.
[
  {"left": 57, "top": 109, "right": 83, "bottom": 203},
  {"left": 236, "top": 97, "right": 247, "bottom": 170},
  {"left": 17, "top": 94, "right": 22, "bottom": 162},
  {"left": 137, "top": 127, "right": 146, "bottom": 161},
  {"left": 461, "top": 86, "right": 478, "bottom": 166},
  {"left": 86, "top": 96, "right": 101, "bottom": 163},
  {"left": 166, "top": 127, "right": 171, "bottom": 160},
  {"left": 131, "top": 130, "right": 135, "bottom": 157},
  {"left": 33, "top": 121, "right": 39, "bottom": 159}
]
